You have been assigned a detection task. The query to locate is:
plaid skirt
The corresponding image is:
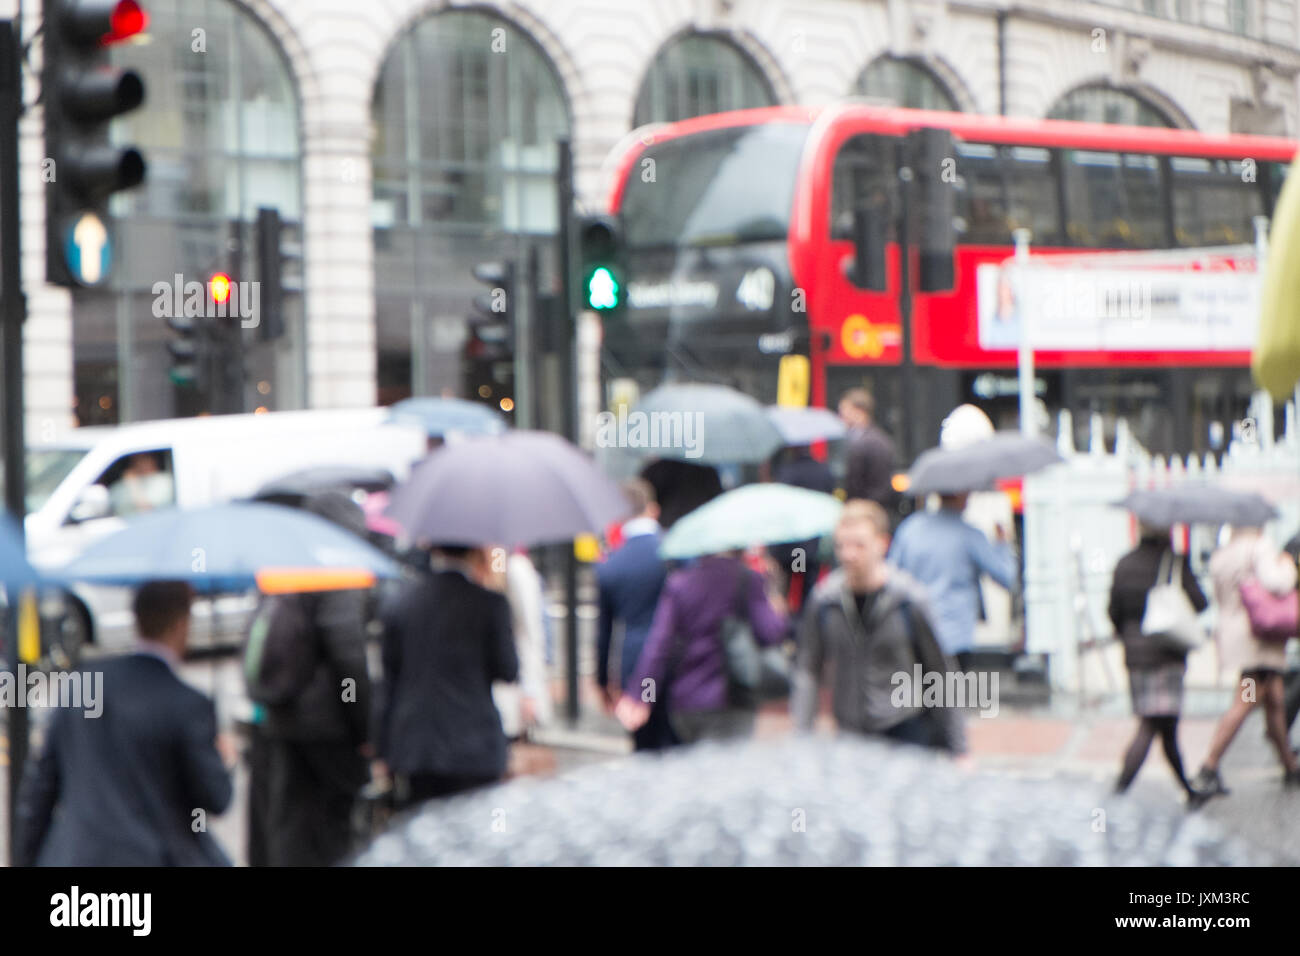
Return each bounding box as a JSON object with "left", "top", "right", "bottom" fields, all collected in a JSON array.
[{"left": 1128, "top": 663, "right": 1185, "bottom": 717}]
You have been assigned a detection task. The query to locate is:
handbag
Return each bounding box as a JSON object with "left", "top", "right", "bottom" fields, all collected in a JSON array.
[
  {"left": 719, "top": 563, "right": 791, "bottom": 708},
  {"left": 1239, "top": 578, "right": 1299, "bottom": 644},
  {"left": 1140, "top": 550, "right": 1204, "bottom": 653}
]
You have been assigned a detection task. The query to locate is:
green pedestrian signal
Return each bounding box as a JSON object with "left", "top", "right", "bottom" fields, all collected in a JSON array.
[
  {"left": 587, "top": 266, "right": 620, "bottom": 311},
  {"left": 577, "top": 214, "right": 624, "bottom": 316}
]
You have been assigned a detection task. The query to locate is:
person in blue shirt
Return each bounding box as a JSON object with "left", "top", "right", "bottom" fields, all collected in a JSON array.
[{"left": 887, "top": 492, "right": 1018, "bottom": 670}]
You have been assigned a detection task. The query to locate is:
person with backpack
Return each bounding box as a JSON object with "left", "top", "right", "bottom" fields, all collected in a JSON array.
[
  {"left": 244, "top": 492, "right": 374, "bottom": 867},
  {"left": 1107, "top": 524, "right": 1208, "bottom": 805},
  {"left": 791, "top": 499, "right": 968, "bottom": 756},
  {"left": 615, "top": 548, "right": 788, "bottom": 744},
  {"left": 1192, "top": 525, "right": 1300, "bottom": 797}
]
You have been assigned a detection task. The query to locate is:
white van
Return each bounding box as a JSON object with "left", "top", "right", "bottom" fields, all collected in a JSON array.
[{"left": 21, "top": 408, "right": 428, "bottom": 655}]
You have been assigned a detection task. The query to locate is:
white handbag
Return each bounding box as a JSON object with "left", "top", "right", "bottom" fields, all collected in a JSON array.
[{"left": 1140, "top": 550, "right": 1204, "bottom": 652}]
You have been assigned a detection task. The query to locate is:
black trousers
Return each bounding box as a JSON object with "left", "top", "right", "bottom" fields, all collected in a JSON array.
[
  {"left": 632, "top": 699, "right": 678, "bottom": 751},
  {"left": 1285, "top": 668, "right": 1300, "bottom": 733},
  {"left": 265, "top": 737, "right": 367, "bottom": 867}
]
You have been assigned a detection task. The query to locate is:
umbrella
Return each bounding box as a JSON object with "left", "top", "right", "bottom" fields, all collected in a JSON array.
[
  {"left": 387, "top": 397, "right": 507, "bottom": 438},
  {"left": 0, "top": 512, "right": 39, "bottom": 587},
  {"left": 659, "top": 483, "right": 842, "bottom": 560},
  {"left": 1254, "top": 154, "right": 1300, "bottom": 399},
  {"left": 352, "top": 736, "right": 1264, "bottom": 866},
  {"left": 55, "top": 501, "right": 402, "bottom": 594},
  {"left": 253, "top": 465, "right": 395, "bottom": 503},
  {"left": 384, "top": 430, "right": 630, "bottom": 547},
  {"left": 907, "top": 431, "right": 1063, "bottom": 496},
  {"left": 621, "top": 384, "right": 784, "bottom": 464},
  {"left": 765, "top": 405, "right": 846, "bottom": 445},
  {"left": 1115, "top": 487, "right": 1279, "bottom": 528}
]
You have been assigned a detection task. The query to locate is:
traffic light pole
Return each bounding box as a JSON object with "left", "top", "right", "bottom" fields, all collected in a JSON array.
[
  {"left": 1, "top": 18, "right": 29, "bottom": 865},
  {"left": 557, "top": 138, "right": 580, "bottom": 723}
]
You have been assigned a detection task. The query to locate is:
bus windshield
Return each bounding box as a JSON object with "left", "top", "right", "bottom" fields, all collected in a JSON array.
[{"left": 621, "top": 122, "right": 809, "bottom": 250}]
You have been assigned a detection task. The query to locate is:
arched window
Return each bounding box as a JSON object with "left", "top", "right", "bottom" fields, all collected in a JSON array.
[
  {"left": 632, "top": 33, "right": 775, "bottom": 127},
  {"left": 853, "top": 56, "right": 958, "bottom": 111},
  {"left": 74, "top": 0, "right": 302, "bottom": 425},
  {"left": 372, "top": 10, "right": 571, "bottom": 406},
  {"left": 1047, "top": 85, "right": 1176, "bottom": 128}
]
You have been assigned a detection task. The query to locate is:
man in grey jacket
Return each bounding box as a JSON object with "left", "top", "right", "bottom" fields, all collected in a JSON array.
[{"left": 792, "top": 499, "right": 967, "bottom": 756}]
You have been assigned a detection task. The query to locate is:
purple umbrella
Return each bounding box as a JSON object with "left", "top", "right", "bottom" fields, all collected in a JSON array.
[{"left": 385, "top": 431, "right": 631, "bottom": 547}]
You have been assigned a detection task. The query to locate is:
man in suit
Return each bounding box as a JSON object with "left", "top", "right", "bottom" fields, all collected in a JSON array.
[
  {"left": 16, "top": 580, "right": 235, "bottom": 866},
  {"left": 596, "top": 480, "right": 673, "bottom": 750},
  {"left": 377, "top": 544, "right": 518, "bottom": 807}
]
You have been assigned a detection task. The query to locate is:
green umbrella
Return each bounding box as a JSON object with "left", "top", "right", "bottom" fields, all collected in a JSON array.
[{"left": 659, "top": 483, "right": 843, "bottom": 560}]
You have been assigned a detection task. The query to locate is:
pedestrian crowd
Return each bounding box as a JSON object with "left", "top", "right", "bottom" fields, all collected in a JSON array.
[{"left": 13, "top": 386, "right": 1300, "bottom": 866}]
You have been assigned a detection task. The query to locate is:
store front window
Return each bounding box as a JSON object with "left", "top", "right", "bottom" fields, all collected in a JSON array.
[
  {"left": 371, "top": 9, "right": 570, "bottom": 406},
  {"left": 73, "top": 0, "right": 302, "bottom": 425},
  {"left": 853, "top": 56, "right": 958, "bottom": 111},
  {"left": 632, "top": 32, "right": 775, "bottom": 127}
]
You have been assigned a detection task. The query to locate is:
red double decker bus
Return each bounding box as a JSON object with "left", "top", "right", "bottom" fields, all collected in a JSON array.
[{"left": 603, "top": 104, "right": 1295, "bottom": 461}]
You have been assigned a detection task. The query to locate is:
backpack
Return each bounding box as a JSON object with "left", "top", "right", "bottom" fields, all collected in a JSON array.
[{"left": 243, "top": 594, "right": 318, "bottom": 707}]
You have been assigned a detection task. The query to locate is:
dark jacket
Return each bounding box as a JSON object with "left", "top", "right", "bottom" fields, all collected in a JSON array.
[
  {"left": 596, "top": 531, "right": 668, "bottom": 688},
  {"left": 791, "top": 568, "right": 967, "bottom": 753},
  {"left": 1108, "top": 537, "right": 1209, "bottom": 671},
  {"left": 843, "top": 424, "right": 896, "bottom": 507},
  {"left": 775, "top": 453, "right": 835, "bottom": 494},
  {"left": 378, "top": 568, "right": 519, "bottom": 780},
  {"left": 262, "top": 588, "right": 372, "bottom": 747},
  {"left": 15, "top": 653, "right": 233, "bottom": 866},
  {"left": 639, "top": 459, "right": 723, "bottom": 529}
]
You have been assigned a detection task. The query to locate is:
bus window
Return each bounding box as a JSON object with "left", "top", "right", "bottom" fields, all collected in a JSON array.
[
  {"left": 1170, "top": 156, "right": 1264, "bottom": 246},
  {"left": 1265, "top": 161, "right": 1289, "bottom": 216},
  {"left": 1061, "top": 149, "right": 1168, "bottom": 248},
  {"left": 952, "top": 142, "right": 1060, "bottom": 245},
  {"left": 830, "top": 134, "right": 898, "bottom": 241}
]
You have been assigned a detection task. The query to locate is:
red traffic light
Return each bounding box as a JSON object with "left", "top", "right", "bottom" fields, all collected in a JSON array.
[
  {"left": 208, "top": 272, "right": 231, "bottom": 304},
  {"left": 103, "top": 1, "right": 148, "bottom": 45}
]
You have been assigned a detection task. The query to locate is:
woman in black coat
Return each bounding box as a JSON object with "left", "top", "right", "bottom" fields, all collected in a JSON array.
[{"left": 1107, "top": 526, "right": 1208, "bottom": 804}]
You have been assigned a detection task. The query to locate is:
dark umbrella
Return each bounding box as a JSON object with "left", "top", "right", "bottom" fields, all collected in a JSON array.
[
  {"left": 624, "top": 384, "right": 784, "bottom": 465},
  {"left": 352, "top": 737, "right": 1264, "bottom": 866},
  {"left": 55, "top": 501, "right": 401, "bottom": 594},
  {"left": 1115, "top": 487, "right": 1279, "bottom": 528},
  {"left": 253, "top": 465, "right": 395, "bottom": 504},
  {"left": 385, "top": 430, "right": 630, "bottom": 547},
  {"left": 908, "top": 431, "right": 1063, "bottom": 496},
  {"left": 1, "top": 512, "right": 38, "bottom": 587},
  {"left": 765, "top": 405, "right": 846, "bottom": 445},
  {"left": 387, "top": 396, "right": 507, "bottom": 438}
]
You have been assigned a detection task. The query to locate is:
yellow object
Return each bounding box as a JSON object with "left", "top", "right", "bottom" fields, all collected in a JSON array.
[
  {"left": 574, "top": 534, "right": 600, "bottom": 563},
  {"left": 1255, "top": 156, "right": 1300, "bottom": 399},
  {"left": 256, "top": 567, "right": 377, "bottom": 594},
  {"left": 18, "top": 589, "right": 40, "bottom": 664},
  {"left": 776, "top": 355, "right": 810, "bottom": 407},
  {"left": 890, "top": 472, "right": 911, "bottom": 494}
]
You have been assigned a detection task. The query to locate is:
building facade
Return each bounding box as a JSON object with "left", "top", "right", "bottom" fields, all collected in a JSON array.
[{"left": 10, "top": 0, "right": 1300, "bottom": 435}]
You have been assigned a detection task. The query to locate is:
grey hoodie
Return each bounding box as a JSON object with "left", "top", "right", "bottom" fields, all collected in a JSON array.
[{"left": 792, "top": 567, "right": 966, "bottom": 754}]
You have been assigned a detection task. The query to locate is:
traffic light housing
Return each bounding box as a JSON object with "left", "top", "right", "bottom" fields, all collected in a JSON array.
[
  {"left": 43, "top": 0, "right": 150, "bottom": 287},
  {"left": 165, "top": 313, "right": 204, "bottom": 390},
  {"left": 577, "top": 214, "right": 624, "bottom": 314},
  {"left": 255, "top": 206, "right": 300, "bottom": 341},
  {"left": 469, "top": 259, "right": 515, "bottom": 356}
]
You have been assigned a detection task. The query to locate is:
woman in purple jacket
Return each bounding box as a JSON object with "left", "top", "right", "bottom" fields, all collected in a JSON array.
[{"left": 616, "top": 552, "right": 789, "bottom": 744}]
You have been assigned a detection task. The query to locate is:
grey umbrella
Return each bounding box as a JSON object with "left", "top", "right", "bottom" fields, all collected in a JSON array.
[
  {"left": 253, "top": 465, "right": 395, "bottom": 503},
  {"left": 352, "top": 736, "right": 1263, "bottom": 866},
  {"left": 765, "top": 405, "right": 846, "bottom": 445},
  {"left": 619, "top": 384, "right": 785, "bottom": 465},
  {"left": 907, "top": 431, "right": 1063, "bottom": 496},
  {"left": 1115, "top": 487, "right": 1279, "bottom": 528},
  {"left": 384, "top": 430, "right": 631, "bottom": 547}
]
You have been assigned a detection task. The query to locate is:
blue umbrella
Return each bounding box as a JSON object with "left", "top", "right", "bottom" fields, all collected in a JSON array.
[
  {"left": 387, "top": 397, "right": 507, "bottom": 438},
  {"left": 765, "top": 405, "right": 846, "bottom": 446},
  {"left": 55, "top": 502, "right": 401, "bottom": 594},
  {"left": 1, "top": 512, "right": 39, "bottom": 587}
]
